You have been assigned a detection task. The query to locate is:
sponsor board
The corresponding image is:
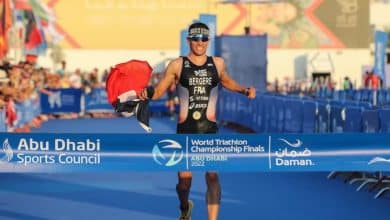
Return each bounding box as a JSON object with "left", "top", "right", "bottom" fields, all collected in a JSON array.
[{"left": 1, "top": 133, "right": 390, "bottom": 172}]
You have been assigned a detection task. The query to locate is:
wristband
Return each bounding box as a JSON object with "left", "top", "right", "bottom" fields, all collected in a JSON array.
[
  {"left": 146, "top": 86, "right": 155, "bottom": 99},
  {"left": 244, "top": 87, "right": 250, "bottom": 96}
]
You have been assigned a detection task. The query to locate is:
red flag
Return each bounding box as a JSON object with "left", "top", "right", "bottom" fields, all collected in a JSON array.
[
  {"left": 0, "top": 0, "right": 12, "bottom": 59},
  {"left": 24, "top": 10, "right": 44, "bottom": 49},
  {"left": 25, "top": 24, "right": 43, "bottom": 49},
  {"left": 13, "top": 0, "right": 31, "bottom": 10},
  {"left": 106, "top": 60, "right": 152, "bottom": 105},
  {"left": 26, "top": 54, "right": 37, "bottom": 63}
]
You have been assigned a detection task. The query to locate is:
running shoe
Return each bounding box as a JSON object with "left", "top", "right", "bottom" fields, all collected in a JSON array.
[{"left": 179, "top": 200, "right": 193, "bottom": 220}]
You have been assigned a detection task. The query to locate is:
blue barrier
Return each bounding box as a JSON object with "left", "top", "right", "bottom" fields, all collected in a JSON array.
[
  {"left": 379, "top": 109, "right": 390, "bottom": 132},
  {"left": 14, "top": 97, "right": 40, "bottom": 128},
  {"left": 330, "top": 103, "right": 344, "bottom": 133},
  {"left": 317, "top": 101, "right": 330, "bottom": 133},
  {"left": 362, "top": 109, "right": 380, "bottom": 133},
  {"left": 217, "top": 89, "right": 390, "bottom": 134},
  {"left": 1, "top": 133, "right": 390, "bottom": 172},
  {"left": 344, "top": 106, "right": 363, "bottom": 132},
  {"left": 0, "top": 110, "right": 6, "bottom": 132},
  {"left": 254, "top": 96, "right": 264, "bottom": 133},
  {"left": 40, "top": 88, "right": 82, "bottom": 113},
  {"left": 283, "top": 99, "right": 303, "bottom": 133},
  {"left": 302, "top": 100, "right": 316, "bottom": 133},
  {"left": 84, "top": 88, "right": 114, "bottom": 112},
  {"left": 7, "top": 88, "right": 390, "bottom": 135}
]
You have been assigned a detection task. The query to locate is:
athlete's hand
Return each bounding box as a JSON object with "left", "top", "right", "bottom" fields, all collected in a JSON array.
[
  {"left": 139, "top": 88, "right": 149, "bottom": 100},
  {"left": 247, "top": 87, "right": 256, "bottom": 99},
  {"left": 139, "top": 86, "right": 155, "bottom": 100}
]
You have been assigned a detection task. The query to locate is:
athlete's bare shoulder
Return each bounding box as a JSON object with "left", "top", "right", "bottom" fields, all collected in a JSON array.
[
  {"left": 212, "top": 56, "right": 224, "bottom": 66},
  {"left": 165, "top": 57, "right": 183, "bottom": 78},
  {"left": 168, "top": 57, "right": 182, "bottom": 70}
]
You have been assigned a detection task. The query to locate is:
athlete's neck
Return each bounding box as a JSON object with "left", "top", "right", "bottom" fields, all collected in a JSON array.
[{"left": 187, "top": 54, "right": 207, "bottom": 66}]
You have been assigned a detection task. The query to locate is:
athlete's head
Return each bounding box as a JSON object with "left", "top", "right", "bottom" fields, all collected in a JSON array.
[{"left": 187, "top": 22, "right": 209, "bottom": 56}]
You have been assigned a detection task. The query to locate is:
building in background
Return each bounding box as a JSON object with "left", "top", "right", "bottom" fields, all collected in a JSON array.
[{"left": 2, "top": 0, "right": 390, "bottom": 89}]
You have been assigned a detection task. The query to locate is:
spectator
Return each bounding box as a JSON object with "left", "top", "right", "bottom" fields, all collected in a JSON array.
[
  {"left": 69, "top": 68, "right": 83, "bottom": 89},
  {"left": 56, "top": 60, "right": 67, "bottom": 76},
  {"left": 343, "top": 76, "right": 353, "bottom": 90},
  {"left": 364, "top": 70, "right": 380, "bottom": 89}
]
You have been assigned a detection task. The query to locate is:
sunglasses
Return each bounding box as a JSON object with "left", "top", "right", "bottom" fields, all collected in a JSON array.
[{"left": 188, "top": 35, "right": 209, "bottom": 42}]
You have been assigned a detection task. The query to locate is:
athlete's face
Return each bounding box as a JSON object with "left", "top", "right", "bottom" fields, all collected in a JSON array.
[{"left": 188, "top": 35, "right": 209, "bottom": 56}]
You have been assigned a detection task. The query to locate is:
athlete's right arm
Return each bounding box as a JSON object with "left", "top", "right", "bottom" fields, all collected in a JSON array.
[{"left": 139, "top": 58, "right": 181, "bottom": 100}]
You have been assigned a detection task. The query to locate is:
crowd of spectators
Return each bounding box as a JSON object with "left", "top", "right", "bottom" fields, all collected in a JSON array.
[
  {"left": 0, "top": 59, "right": 111, "bottom": 132},
  {"left": 1, "top": 57, "right": 386, "bottom": 133},
  {"left": 267, "top": 76, "right": 336, "bottom": 97},
  {"left": 268, "top": 70, "right": 385, "bottom": 98}
]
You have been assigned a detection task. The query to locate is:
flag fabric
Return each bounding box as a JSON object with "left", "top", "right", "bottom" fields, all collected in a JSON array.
[
  {"left": 106, "top": 60, "right": 153, "bottom": 105},
  {"left": 28, "top": 0, "right": 62, "bottom": 45},
  {"left": 106, "top": 60, "right": 153, "bottom": 132},
  {"left": 24, "top": 10, "right": 47, "bottom": 55},
  {"left": 24, "top": 10, "right": 42, "bottom": 48},
  {"left": 13, "top": 0, "right": 62, "bottom": 56},
  {"left": 13, "top": 0, "right": 31, "bottom": 10},
  {"left": 373, "top": 31, "right": 389, "bottom": 85},
  {"left": 0, "top": 0, "right": 12, "bottom": 59},
  {"left": 28, "top": 0, "right": 54, "bottom": 25}
]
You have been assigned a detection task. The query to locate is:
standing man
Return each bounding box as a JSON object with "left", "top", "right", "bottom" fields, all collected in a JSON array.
[{"left": 139, "top": 22, "right": 256, "bottom": 220}]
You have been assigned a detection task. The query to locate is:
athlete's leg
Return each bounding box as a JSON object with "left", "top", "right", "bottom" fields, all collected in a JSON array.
[
  {"left": 205, "top": 171, "right": 221, "bottom": 220},
  {"left": 177, "top": 171, "right": 193, "bottom": 215}
]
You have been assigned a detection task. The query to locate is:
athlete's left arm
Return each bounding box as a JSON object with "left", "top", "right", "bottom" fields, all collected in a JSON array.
[{"left": 214, "top": 57, "right": 256, "bottom": 99}]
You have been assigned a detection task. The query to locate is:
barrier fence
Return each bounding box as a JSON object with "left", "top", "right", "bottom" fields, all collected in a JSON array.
[{"left": 3, "top": 88, "right": 390, "bottom": 133}]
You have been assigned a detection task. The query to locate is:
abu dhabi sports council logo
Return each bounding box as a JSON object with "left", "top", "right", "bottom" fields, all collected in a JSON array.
[
  {"left": 0, "top": 139, "right": 13, "bottom": 163},
  {"left": 152, "top": 140, "right": 184, "bottom": 167}
]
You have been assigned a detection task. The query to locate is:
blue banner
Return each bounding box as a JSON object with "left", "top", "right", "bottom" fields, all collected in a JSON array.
[
  {"left": 216, "top": 35, "right": 267, "bottom": 92},
  {"left": 40, "top": 89, "right": 82, "bottom": 113},
  {"left": 14, "top": 97, "right": 41, "bottom": 128},
  {"left": 1, "top": 133, "right": 390, "bottom": 172},
  {"left": 180, "top": 29, "right": 189, "bottom": 56},
  {"left": 199, "top": 14, "right": 217, "bottom": 56},
  {"left": 84, "top": 88, "right": 114, "bottom": 112},
  {"left": 373, "top": 31, "right": 389, "bottom": 84}
]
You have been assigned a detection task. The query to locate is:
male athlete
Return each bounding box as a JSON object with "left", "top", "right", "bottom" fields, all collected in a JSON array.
[{"left": 139, "top": 22, "right": 256, "bottom": 220}]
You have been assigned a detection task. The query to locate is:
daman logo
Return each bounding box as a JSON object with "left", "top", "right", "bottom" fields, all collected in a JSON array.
[
  {"left": 152, "top": 140, "right": 183, "bottom": 167},
  {"left": 278, "top": 138, "right": 303, "bottom": 148},
  {"left": 0, "top": 139, "right": 13, "bottom": 163}
]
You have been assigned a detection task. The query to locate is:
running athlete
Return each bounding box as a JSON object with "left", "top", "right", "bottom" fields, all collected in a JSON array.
[{"left": 139, "top": 22, "right": 256, "bottom": 220}]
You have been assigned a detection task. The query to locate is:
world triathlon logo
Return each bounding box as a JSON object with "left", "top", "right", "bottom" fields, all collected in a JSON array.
[
  {"left": 0, "top": 139, "right": 13, "bottom": 163},
  {"left": 152, "top": 139, "right": 184, "bottom": 167}
]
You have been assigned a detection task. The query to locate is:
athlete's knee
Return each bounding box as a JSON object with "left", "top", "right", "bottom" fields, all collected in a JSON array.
[
  {"left": 177, "top": 173, "right": 192, "bottom": 192},
  {"left": 206, "top": 172, "right": 221, "bottom": 204},
  {"left": 179, "top": 171, "right": 192, "bottom": 179}
]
